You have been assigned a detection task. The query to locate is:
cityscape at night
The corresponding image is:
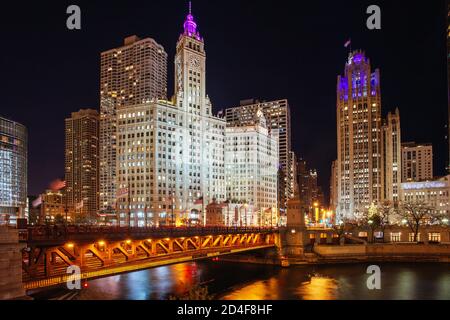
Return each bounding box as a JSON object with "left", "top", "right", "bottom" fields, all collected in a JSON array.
[{"left": 0, "top": 0, "right": 449, "bottom": 310}]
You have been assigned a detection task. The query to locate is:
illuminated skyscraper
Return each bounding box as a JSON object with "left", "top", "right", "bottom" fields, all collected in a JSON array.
[
  {"left": 225, "top": 99, "right": 292, "bottom": 210},
  {"left": 65, "top": 109, "right": 99, "bottom": 221},
  {"left": 99, "top": 36, "right": 168, "bottom": 215},
  {"left": 225, "top": 109, "right": 278, "bottom": 226},
  {"left": 116, "top": 5, "right": 226, "bottom": 226},
  {"left": 336, "top": 51, "right": 382, "bottom": 219},
  {"left": 0, "top": 117, "right": 27, "bottom": 225}
]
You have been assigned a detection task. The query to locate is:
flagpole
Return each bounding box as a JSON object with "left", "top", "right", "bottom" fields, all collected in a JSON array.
[
  {"left": 202, "top": 194, "right": 205, "bottom": 227},
  {"left": 127, "top": 183, "right": 131, "bottom": 228}
]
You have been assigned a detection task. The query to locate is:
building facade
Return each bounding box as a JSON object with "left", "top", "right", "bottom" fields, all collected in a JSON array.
[
  {"left": 382, "top": 108, "right": 402, "bottom": 204},
  {"left": 336, "top": 51, "right": 383, "bottom": 219},
  {"left": 65, "top": 109, "right": 99, "bottom": 222},
  {"left": 99, "top": 35, "right": 168, "bottom": 215},
  {"left": 400, "top": 175, "right": 450, "bottom": 218},
  {"left": 401, "top": 142, "right": 433, "bottom": 182},
  {"left": 225, "top": 109, "right": 279, "bottom": 226},
  {"left": 0, "top": 117, "right": 27, "bottom": 225},
  {"left": 225, "top": 99, "right": 292, "bottom": 209},
  {"left": 40, "top": 189, "right": 65, "bottom": 223},
  {"left": 116, "top": 8, "right": 226, "bottom": 227}
]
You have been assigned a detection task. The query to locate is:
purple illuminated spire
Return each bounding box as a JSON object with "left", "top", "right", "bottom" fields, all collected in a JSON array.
[{"left": 183, "top": 1, "right": 202, "bottom": 41}]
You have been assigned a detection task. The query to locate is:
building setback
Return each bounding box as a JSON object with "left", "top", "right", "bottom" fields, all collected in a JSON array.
[
  {"left": 116, "top": 7, "right": 226, "bottom": 226},
  {"left": 99, "top": 35, "right": 168, "bottom": 215},
  {"left": 0, "top": 117, "right": 27, "bottom": 225},
  {"left": 65, "top": 109, "right": 99, "bottom": 222}
]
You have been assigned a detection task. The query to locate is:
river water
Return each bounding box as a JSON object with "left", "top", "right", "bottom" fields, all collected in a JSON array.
[{"left": 68, "top": 261, "right": 450, "bottom": 300}]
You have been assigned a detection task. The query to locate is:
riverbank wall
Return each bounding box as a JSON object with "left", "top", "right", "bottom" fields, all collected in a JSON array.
[
  {"left": 312, "top": 243, "right": 450, "bottom": 263},
  {"left": 220, "top": 243, "right": 450, "bottom": 266}
]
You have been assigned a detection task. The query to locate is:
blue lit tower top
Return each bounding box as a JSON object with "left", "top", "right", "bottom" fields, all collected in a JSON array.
[{"left": 337, "top": 50, "right": 380, "bottom": 102}]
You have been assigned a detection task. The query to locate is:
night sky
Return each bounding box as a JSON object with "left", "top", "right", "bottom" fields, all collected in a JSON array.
[{"left": 0, "top": 0, "right": 447, "bottom": 202}]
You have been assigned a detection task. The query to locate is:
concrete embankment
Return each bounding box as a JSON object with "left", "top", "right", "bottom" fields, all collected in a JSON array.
[
  {"left": 220, "top": 244, "right": 450, "bottom": 266},
  {"left": 312, "top": 243, "right": 450, "bottom": 264}
]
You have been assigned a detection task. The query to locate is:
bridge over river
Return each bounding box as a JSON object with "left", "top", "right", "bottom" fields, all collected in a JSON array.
[{"left": 19, "top": 226, "right": 279, "bottom": 290}]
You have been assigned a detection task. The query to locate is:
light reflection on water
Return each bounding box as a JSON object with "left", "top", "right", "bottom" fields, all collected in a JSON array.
[{"left": 74, "top": 262, "right": 450, "bottom": 300}]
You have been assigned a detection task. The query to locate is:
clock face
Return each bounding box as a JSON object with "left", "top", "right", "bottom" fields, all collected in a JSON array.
[{"left": 190, "top": 57, "right": 200, "bottom": 69}]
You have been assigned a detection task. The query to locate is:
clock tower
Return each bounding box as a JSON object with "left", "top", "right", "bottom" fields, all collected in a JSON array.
[{"left": 174, "top": 2, "right": 211, "bottom": 116}]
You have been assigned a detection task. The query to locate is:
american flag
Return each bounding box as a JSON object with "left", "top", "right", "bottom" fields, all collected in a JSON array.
[
  {"left": 75, "top": 201, "right": 84, "bottom": 210},
  {"left": 116, "top": 187, "right": 129, "bottom": 199},
  {"left": 194, "top": 196, "right": 203, "bottom": 205},
  {"left": 344, "top": 39, "right": 351, "bottom": 48},
  {"left": 49, "top": 179, "right": 66, "bottom": 191},
  {"left": 32, "top": 196, "right": 42, "bottom": 208}
]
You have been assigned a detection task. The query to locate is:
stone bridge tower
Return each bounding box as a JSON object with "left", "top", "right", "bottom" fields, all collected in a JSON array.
[{"left": 281, "top": 171, "right": 308, "bottom": 256}]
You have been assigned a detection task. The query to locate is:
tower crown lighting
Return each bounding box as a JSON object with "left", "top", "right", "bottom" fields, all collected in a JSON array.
[{"left": 183, "top": 2, "right": 202, "bottom": 41}]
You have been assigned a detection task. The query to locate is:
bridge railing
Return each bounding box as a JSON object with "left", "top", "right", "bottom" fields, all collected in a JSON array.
[{"left": 21, "top": 225, "right": 278, "bottom": 243}]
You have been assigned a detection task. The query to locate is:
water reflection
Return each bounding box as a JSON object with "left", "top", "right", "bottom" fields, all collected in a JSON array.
[
  {"left": 74, "top": 262, "right": 450, "bottom": 300},
  {"left": 296, "top": 276, "right": 339, "bottom": 300}
]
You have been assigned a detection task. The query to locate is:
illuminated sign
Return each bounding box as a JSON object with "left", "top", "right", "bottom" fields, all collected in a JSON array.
[{"left": 401, "top": 181, "right": 447, "bottom": 190}]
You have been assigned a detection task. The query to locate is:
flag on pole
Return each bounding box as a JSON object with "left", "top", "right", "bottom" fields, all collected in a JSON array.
[
  {"left": 116, "top": 187, "right": 129, "bottom": 199},
  {"left": 220, "top": 202, "right": 229, "bottom": 208},
  {"left": 50, "top": 179, "right": 66, "bottom": 191},
  {"left": 32, "top": 196, "right": 42, "bottom": 208},
  {"left": 344, "top": 39, "right": 351, "bottom": 48},
  {"left": 194, "top": 196, "right": 203, "bottom": 205},
  {"left": 75, "top": 201, "right": 84, "bottom": 210}
]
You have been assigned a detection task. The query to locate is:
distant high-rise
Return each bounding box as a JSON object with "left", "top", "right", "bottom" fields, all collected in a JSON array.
[
  {"left": 225, "top": 99, "right": 292, "bottom": 210},
  {"left": 65, "top": 109, "right": 99, "bottom": 221},
  {"left": 0, "top": 117, "right": 27, "bottom": 225},
  {"left": 382, "top": 109, "right": 401, "bottom": 204},
  {"left": 401, "top": 142, "right": 433, "bottom": 182},
  {"left": 225, "top": 109, "right": 278, "bottom": 226},
  {"left": 296, "top": 158, "right": 324, "bottom": 217},
  {"left": 336, "top": 51, "right": 382, "bottom": 219},
  {"left": 99, "top": 36, "right": 168, "bottom": 215}
]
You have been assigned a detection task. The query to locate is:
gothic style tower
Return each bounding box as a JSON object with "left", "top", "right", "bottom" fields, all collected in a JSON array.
[{"left": 336, "top": 51, "right": 382, "bottom": 219}]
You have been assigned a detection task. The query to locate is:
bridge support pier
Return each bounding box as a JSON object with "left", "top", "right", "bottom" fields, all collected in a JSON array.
[{"left": 0, "top": 227, "right": 27, "bottom": 299}]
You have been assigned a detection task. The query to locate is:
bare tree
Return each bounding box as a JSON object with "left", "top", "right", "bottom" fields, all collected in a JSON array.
[
  {"left": 377, "top": 201, "right": 394, "bottom": 242},
  {"left": 397, "top": 200, "right": 440, "bottom": 242}
]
